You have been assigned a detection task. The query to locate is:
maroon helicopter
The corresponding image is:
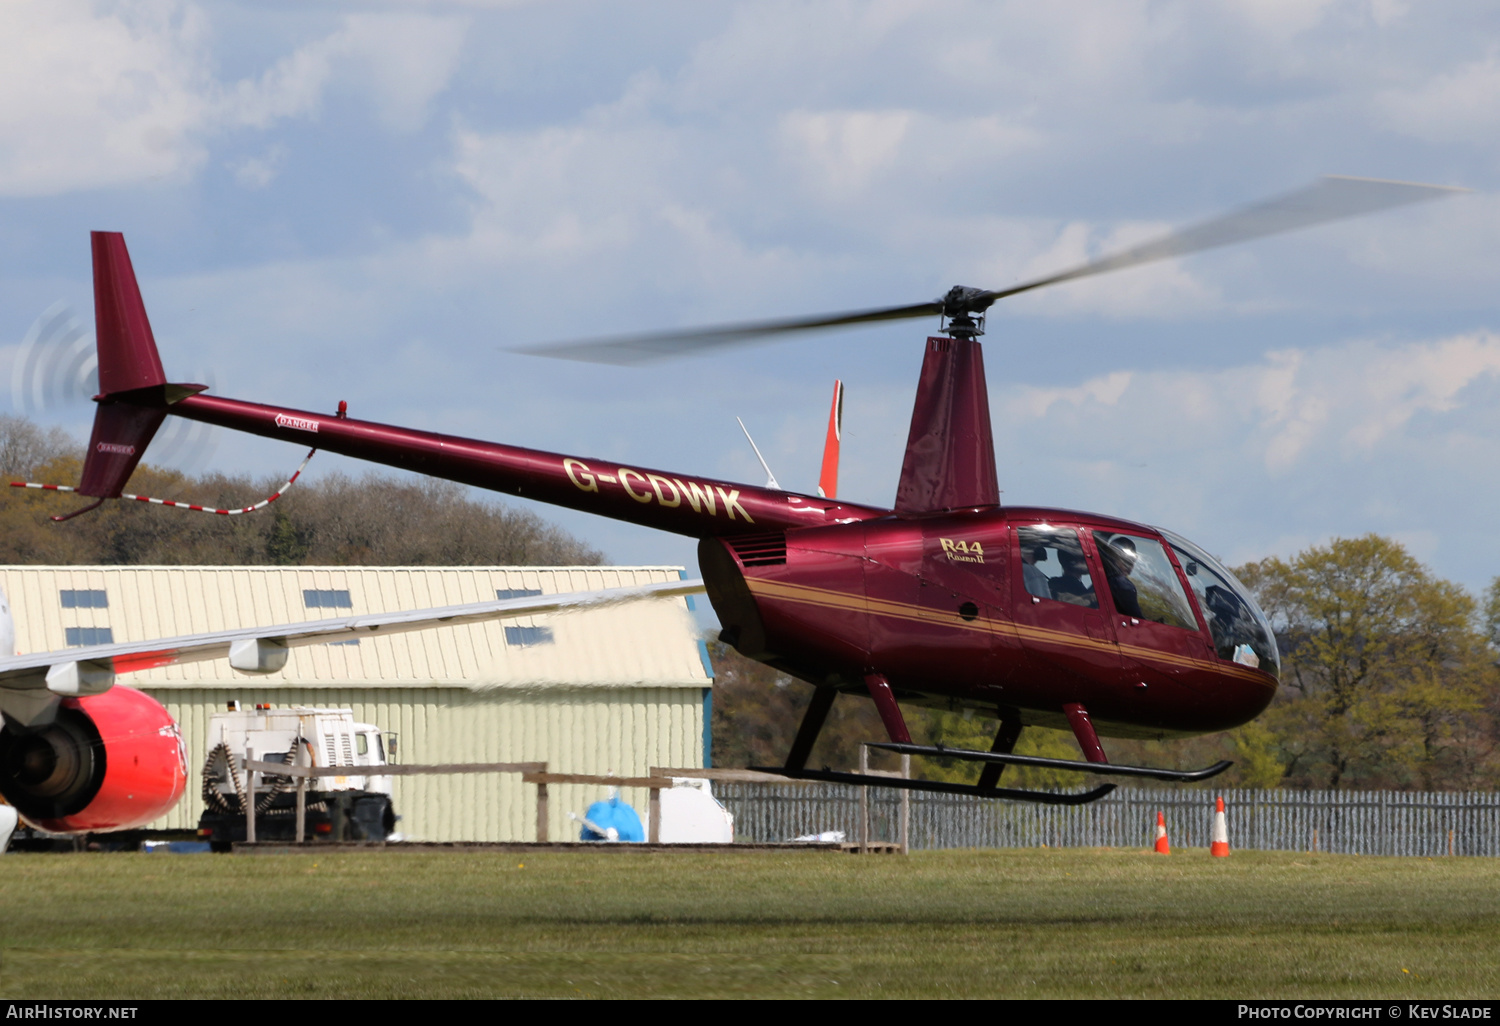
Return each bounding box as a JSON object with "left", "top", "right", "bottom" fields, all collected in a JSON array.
[{"left": 41, "top": 176, "right": 1462, "bottom": 804}]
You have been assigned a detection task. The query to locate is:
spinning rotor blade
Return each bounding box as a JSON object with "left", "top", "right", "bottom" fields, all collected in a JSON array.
[
  {"left": 983, "top": 175, "right": 1467, "bottom": 304},
  {"left": 516, "top": 175, "right": 1466, "bottom": 365},
  {"left": 512, "top": 299, "right": 942, "bottom": 365}
]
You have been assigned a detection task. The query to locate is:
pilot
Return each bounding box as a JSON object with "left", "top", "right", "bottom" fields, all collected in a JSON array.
[
  {"left": 1050, "top": 550, "right": 1097, "bottom": 608},
  {"left": 1096, "top": 536, "right": 1144, "bottom": 619},
  {"left": 1022, "top": 544, "right": 1051, "bottom": 600}
]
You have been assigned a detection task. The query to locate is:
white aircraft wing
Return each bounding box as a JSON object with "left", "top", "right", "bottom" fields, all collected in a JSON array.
[{"left": 0, "top": 578, "right": 706, "bottom": 726}]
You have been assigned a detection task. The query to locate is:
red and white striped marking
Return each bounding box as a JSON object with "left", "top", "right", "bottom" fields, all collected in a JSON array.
[{"left": 10, "top": 448, "right": 316, "bottom": 515}]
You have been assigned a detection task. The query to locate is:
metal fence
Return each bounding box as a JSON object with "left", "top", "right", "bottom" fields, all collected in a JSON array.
[{"left": 714, "top": 783, "right": 1500, "bottom": 856}]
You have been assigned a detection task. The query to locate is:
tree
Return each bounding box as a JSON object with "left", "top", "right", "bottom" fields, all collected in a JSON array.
[
  {"left": 1237, "top": 535, "right": 1497, "bottom": 789},
  {"left": 1484, "top": 576, "right": 1500, "bottom": 652},
  {"left": 0, "top": 415, "right": 72, "bottom": 480}
]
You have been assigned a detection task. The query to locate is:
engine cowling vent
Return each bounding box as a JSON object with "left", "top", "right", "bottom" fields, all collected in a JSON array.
[{"left": 726, "top": 533, "right": 788, "bottom": 567}]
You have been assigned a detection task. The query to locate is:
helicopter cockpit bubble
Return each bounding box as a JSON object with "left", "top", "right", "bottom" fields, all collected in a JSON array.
[{"left": 1158, "top": 529, "right": 1281, "bottom": 680}]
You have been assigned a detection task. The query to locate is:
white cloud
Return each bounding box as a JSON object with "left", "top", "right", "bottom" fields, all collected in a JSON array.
[
  {"left": 780, "top": 109, "right": 913, "bottom": 195},
  {"left": 228, "top": 13, "right": 467, "bottom": 133},
  {"left": 0, "top": 1, "right": 214, "bottom": 195},
  {"left": 1004, "top": 332, "right": 1500, "bottom": 472},
  {"left": 993, "top": 331, "right": 1500, "bottom": 582},
  {"left": 1378, "top": 52, "right": 1500, "bottom": 143},
  {"left": 1219, "top": 0, "right": 1340, "bottom": 39},
  {"left": 228, "top": 144, "right": 286, "bottom": 189},
  {"left": 1013, "top": 371, "right": 1134, "bottom": 420},
  {"left": 0, "top": 2, "right": 467, "bottom": 197}
]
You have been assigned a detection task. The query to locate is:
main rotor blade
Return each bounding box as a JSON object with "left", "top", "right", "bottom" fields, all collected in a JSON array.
[
  {"left": 978, "top": 175, "right": 1467, "bottom": 305},
  {"left": 512, "top": 299, "right": 942, "bottom": 365},
  {"left": 515, "top": 175, "right": 1466, "bottom": 365}
]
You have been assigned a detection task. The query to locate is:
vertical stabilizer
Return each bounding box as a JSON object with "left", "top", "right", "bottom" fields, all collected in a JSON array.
[
  {"left": 893, "top": 336, "right": 999, "bottom": 514},
  {"left": 817, "top": 379, "right": 843, "bottom": 499},
  {"left": 74, "top": 233, "right": 174, "bottom": 499},
  {"left": 92, "top": 232, "right": 167, "bottom": 395}
]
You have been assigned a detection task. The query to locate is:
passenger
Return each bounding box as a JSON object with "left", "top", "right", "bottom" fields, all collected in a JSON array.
[
  {"left": 1021, "top": 544, "right": 1051, "bottom": 600},
  {"left": 1097, "top": 536, "right": 1143, "bottom": 618},
  {"left": 1049, "top": 550, "right": 1097, "bottom": 608}
]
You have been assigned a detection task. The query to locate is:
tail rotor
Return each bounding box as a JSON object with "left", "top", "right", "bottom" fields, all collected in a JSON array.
[{"left": 10, "top": 302, "right": 219, "bottom": 477}]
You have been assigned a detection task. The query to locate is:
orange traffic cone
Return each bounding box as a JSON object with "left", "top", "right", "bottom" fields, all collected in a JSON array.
[
  {"left": 1210, "top": 796, "right": 1230, "bottom": 857},
  {"left": 1153, "top": 810, "right": 1171, "bottom": 854}
]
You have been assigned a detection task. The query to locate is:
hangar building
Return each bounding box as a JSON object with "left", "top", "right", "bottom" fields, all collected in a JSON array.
[{"left": 0, "top": 565, "right": 712, "bottom": 842}]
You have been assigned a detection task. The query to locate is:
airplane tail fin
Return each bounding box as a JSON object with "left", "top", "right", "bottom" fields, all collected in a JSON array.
[
  {"left": 72, "top": 232, "right": 205, "bottom": 504},
  {"left": 816, "top": 379, "right": 842, "bottom": 499}
]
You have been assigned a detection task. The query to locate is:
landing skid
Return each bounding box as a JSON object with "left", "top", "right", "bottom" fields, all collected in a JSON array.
[
  {"left": 867, "top": 742, "right": 1233, "bottom": 783},
  {"left": 748, "top": 765, "right": 1117, "bottom": 805}
]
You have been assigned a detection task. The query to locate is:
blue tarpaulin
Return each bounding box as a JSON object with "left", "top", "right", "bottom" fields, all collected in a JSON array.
[{"left": 580, "top": 794, "right": 645, "bottom": 842}]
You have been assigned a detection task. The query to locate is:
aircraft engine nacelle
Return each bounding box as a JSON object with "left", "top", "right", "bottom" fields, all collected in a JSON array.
[{"left": 0, "top": 685, "right": 186, "bottom": 834}]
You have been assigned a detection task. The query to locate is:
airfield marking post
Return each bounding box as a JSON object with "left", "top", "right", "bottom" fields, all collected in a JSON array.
[
  {"left": 294, "top": 744, "right": 307, "bottom": 844},
  {"left": 859, "top": 745, "right": 870, "bottom": 854},
  {"left": 900, "top": 753, "right": 910, "bottom": 855},
  {"left": 245, "top": 760, "right": 257, "bottom": 844}
]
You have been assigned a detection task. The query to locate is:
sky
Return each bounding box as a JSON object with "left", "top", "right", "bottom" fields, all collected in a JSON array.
[{"left": 3, "top": 0, "right": 1500, "bottom": 604}]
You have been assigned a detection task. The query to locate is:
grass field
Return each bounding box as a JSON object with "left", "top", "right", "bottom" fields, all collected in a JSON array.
[{"left": 2, "top": 846, "right": 1498, "bottom": 999}]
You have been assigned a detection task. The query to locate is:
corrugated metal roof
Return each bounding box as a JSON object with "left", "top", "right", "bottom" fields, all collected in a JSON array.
[{"left": 0, "top": 566, "right": 709, "bottom": 689}]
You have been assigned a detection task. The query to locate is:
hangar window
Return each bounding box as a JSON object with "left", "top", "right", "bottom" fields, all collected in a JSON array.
[
  {"left": 65, "top": 627, "right": 114, "bottom": 647},
  {"left": 504, "top": 626, "right": 554, "bottom": 647},
  {"left": 60, "top": 589, "right": 108, "bottom": 609},
  {"left": 303, "top": 589, "right": 352, "bottom": 609},
  {"left": 497, "top": 588, "right": 543, "bottom": 600}
]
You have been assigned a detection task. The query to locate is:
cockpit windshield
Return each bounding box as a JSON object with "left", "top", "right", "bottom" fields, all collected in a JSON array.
[{"left": 1158, "top": 529, "right": 1280, "bottom": 679}]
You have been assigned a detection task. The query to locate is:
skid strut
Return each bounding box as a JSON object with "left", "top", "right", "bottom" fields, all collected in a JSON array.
[
  {"left": 975, "top": 714, "right": 1023, "bottom": 791},
  {"left": 784, "top": 686, "right": 837, "bottom": 772}
]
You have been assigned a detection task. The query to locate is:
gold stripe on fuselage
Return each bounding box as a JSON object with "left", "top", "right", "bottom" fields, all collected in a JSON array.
[{"left": 744, "top": 577, "right": 1273, "bottom": 689}]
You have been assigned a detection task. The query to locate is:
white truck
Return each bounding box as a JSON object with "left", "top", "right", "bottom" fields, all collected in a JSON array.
[{"left": 198, "top": 703, "right": 398, "bottom": 847}]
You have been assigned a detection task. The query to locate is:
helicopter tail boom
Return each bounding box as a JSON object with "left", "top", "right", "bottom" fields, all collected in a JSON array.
[
  {"left": 54, "top": 232, "right": 890, "bottom": 536},
  {"left": 165, "top": 392, "right": 884, "bottom": 538}
]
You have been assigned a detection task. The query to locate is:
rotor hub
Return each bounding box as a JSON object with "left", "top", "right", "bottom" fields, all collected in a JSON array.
[{"left": 939, "top": 286, "right": 990, "bottom": 339}]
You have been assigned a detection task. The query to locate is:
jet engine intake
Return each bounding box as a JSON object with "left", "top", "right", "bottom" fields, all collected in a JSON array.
[
  {"left": 0, "top": 686, "right": 186, "bottom": 833},
  {"left": 0, "top": 705, "right": 103, "bottom": 819}
]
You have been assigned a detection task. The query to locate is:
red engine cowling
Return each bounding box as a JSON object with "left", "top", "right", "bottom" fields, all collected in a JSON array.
[{"left": 0, "top": 685, "right": 186, "bottom": 834}]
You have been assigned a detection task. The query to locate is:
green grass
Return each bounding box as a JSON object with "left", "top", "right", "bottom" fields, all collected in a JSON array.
[{"left": 2, "top": 847, "right": 1497, "bottom": 998}]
